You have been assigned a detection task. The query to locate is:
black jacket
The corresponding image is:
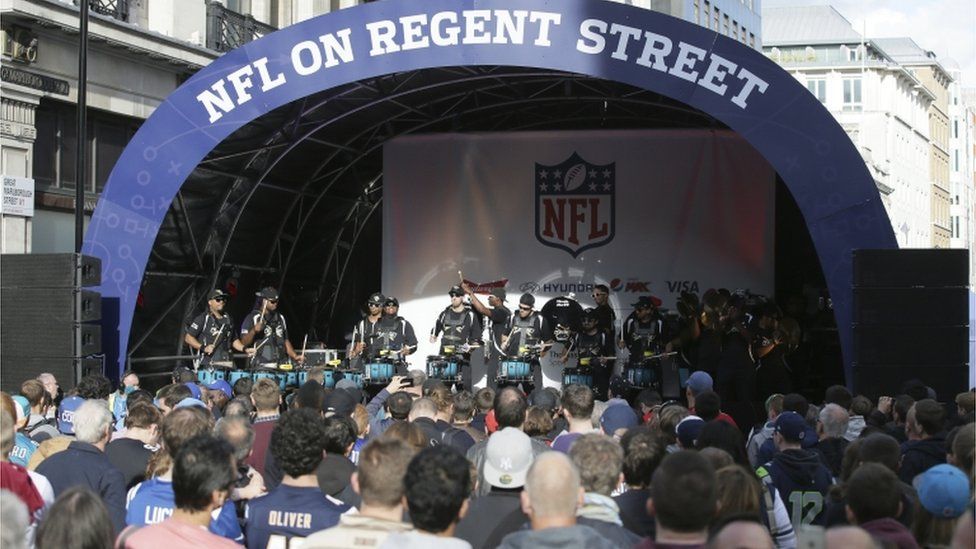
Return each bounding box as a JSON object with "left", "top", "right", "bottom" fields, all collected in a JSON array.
[
  {"left": 814, "top": 437, "right": 848, "bottom": 479},
  {"left": 613, "top": 488, "right": 655, "bottom": 538},
  {"left": 898, "top": 434, "right": 947, "bottom": 483},
  {"left": 456, "top": 488, "right": 525, "bottom": 549},
  {"left": 36, "top": 441, "right": 126, "bottom": 532}
]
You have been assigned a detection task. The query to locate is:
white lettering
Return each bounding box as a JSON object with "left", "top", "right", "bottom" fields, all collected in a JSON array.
[
  {"left": 576, "top": 19, "right": 607, "bottom": 55},
  {"left": 635, "top": 31, "right": 672, "bottom": 71},
  {"left": 731, "top": 67, "right": 769, "bottom": 109},
  {"left": 697, "top": 53, "right": 737, "bottom": 95},
  {"left": 226, "top": 65, "right": 255, "bottom": 105},
  {"left": 608, "top": 23, "right": 643, "bottom": 61},
  {"left": 195, "top": 80, "right": 236, "bottom": 124},
  {"left": 493, "top": 10, "right": 528, "bottom": 44},
  {"left": 668, "top": 41, "right": 707, "bottom": 82},
  {"left": 399, "top": 15, "right": 430, "bottom": 51},
  {"left": 463, "top": 10, "right": 492, "bottom": 44},
  {"left": 253, "top": 57, "right": 286, "bottom": 92},
  {"left": 431, "top": 11, "right": 460, "bottom": 46},
  {"left": 530, "top": 12, "right": 561, "bottom": 46},
  {"left": 291, "top": 40, "right": 322, "bottom": 76},
  {"left": 319, "top": 29, "right": 355, "bottom": 67},
  {"left": 366, "top": 20, "right": 401, "bottom": 56}
]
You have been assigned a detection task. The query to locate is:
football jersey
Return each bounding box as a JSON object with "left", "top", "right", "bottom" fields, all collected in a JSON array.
[
  {"left": 125, "top": 477, "right": 243, "bottom": 542},
  {"left": 9, "top": 432, "right": 37, "bottom": 467},
  {"left": 244, "top": 484, "right": 348, "bottom": 549}
]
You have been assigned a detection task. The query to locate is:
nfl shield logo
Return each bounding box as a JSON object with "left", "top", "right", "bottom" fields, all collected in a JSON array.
[{"left": 535, "top": 152, "right": 615, "bottom": 258}]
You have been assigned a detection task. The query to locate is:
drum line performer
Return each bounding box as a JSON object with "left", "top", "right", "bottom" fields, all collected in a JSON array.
[
  {"left": 430, "top": 285, "right": 481, "bottom": 389},
  {"left": 239, "top": 287, "right": 304, "bottom": 369},
  {"left": 370, "top": 296, "right": 418, "bottom": 375},
  {"left": 463, "top": 283, "right": 510, "bottom": 390},
  {"left": 619, "top": 295, "right": 668, "bottom": 388},
  {"left": 184, "top": 289, "right": 246, "bottom": 370},
  {"left": 350, "top": 292, "right": 386, "bottom": 361},
  {"left": 567, "top": 307, "right": 615, "bottom": 397},
  {"left": 501, "top": 292, "right": 550, "bottom": 390}
]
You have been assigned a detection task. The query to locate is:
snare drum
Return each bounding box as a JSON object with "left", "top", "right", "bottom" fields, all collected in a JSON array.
[
  {"left": 253, "top": 371, "right": 284, "bottom": 391},
  {"left": 426, "top": 356, "right": 460, "bottom": 381},
  {"left": 625, "top": 367, "right": 656, "bottom": 388},
  {"left": 281, "top": 372, "right": 299, "bottom": 387},
  {"left": 196, "top": 369, "right": 226, "bottom": 385},
  {"left": 562, "top": 368, "right": 593, "bottom": 387},
  {"left": 337, "top": 370, "right": 363, "bottom": 388},
  {"left": 499, "top": 360, "right": 532, "bottom": 380},
  {"left": 228, "top": 370, "right": 252, "bottom": 386},
  {"left": 365, "top": 361, "right": 395, "bottom": 383}
]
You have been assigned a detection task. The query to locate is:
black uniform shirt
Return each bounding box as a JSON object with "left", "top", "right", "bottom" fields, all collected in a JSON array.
[
  {"left": 186, "top": 312, "right": 235, "bottom": 360},
  {"left": 241, "top": 310, "right": 289, "bottom": 363}
]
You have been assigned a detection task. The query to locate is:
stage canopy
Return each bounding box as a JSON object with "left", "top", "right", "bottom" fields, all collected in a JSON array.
[{"left": 83, "top": 0, "right": 897, "bottom": 382}]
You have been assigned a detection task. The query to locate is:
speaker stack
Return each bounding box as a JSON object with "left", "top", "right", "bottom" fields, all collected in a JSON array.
[
  {"left": 852, "top": 249, "right": 970, "bottom": 400},
  {"left": 1, "top": 253, "right": 103, "bottom": 393}
]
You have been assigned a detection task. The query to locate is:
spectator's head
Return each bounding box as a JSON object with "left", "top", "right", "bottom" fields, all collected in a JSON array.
[
  {"left": 159, "top": 383, "right": 193, "bottom": 414},
  {"left": 271, "top": 409, "right": 327, "bottom": 478},
  {"left": 620, "top": 429, "right": 665, "bottom": 489},
  {"left": 650, "top": 450, "right": 716, "bottom": 535},
  {"left": 825, "top": 526, "right": 876, "bottom": 549},
  {"left": 893, "top": 395, "right": 915, "bottom": 424},
  {"left": 657, "top": 404, "right": 690, "bottom": 446},
  {"left": 528, "top": 389, "right": 558, "bottom": 415},
  {"left": 817, "top": 403, "right": 850, "bottom": 439},
  {"left": 686, "top": 371, "right": 714, "bottom": 403},
  {"left": 908, "top": 399, "right": 946, "bottom": 438},
  {"left": 707, "top": 514, "right": 774, "bottom": 549},
  {"left": 233, "top": 376, "right": 253, "bottom": 398},
  {"left": 494, "top": 387, "right": 528, "bottom": 429},
  {"left": 560, "top": 384, "right": 595, "bottom": 422},
  {"left": 694, "top": 391, "right": 722, "bottom": 422},
  {"left": 250, "top": 378, "right": 281, "bottom": 414},
  {"left": 295, "top": 381, "right": 325, "bottom": 412},
  {"left": 126, "top": 389, "right": 153, "bottom": 410},
  {"left": 850, "top": 396, "right": 872, "bottom": 417},
  {"left": 714, "top": 466, "right": 762, "bottom": 523},
  {"left": 676, "top": 416, "right": 706, "bottom": 449},
  {"left": 955, "top": 391, "right": 975, "bottom": 416},
  {"left": 764, "top": 393, "right": 784, "bottom": 421},
  {"left": 600, "top": 404, "right": 639, "bottom": 438},
  {"left": 782, "top": 393, "right": 809, "bottom": 416},
  {"left": 307, "top": 366, "right": 326, "bottom": 386},
  {"left": 452, "top": 391, "right": 476, "bottom": 423},
  {"left": 408, "top": 398, "right": 437, "bottom": 422},
  {"left": 35, "top": 487, "right": 114, "bottom": 549},
  {"left": 351, "top": 404, "right": 369, "bottom": 439},
  {"left": 590, "top": 401, "right": 609, "bottom": 430},
  {"left": 699, "top": 447, "right": 735, "bottom": 470},
  {"left": 403, "top": 446, "right": 471, "bottom": 535},
  {"left": 429, "top": 385, "right": 453, "bottom": 420},
  {"left": 521, "top": 451, "right": 583, "bottom": 524},
  {"left": 323, "top": 415, "right": 357, "bottom": 457},
  {"left": 824, "top": 385, "right": 853, "bottom": 411},
  {"left": 353, "top": 438, "right": 416, "bottom": 509},
  {"left": 407, "top": 370, "right": 427, "bottom": 393},
  {"left": 903, "top": 379, "right": 929, "bottom": 402},
  {"left": 484, "top": 427, "right": 534, "bottom": 489},
  {"left": 523, "top": 406, "right": 554, "bottom": 438},
  {"left": 172, "top": 435, "right": 237, "bottom": 514},
  {"left": 56, "top": 395, "right": 84, "bottom": 435},
  {"left": 845, "top": 463, "right": 901, "bottom": 524},
  {"left": 37, "top": 373, "right": 59, "bottom": 399},
  {"left": 1, "top": 488, "right": 28, "bottom": 549},
  {"left": 948, "top": 423, "right": 976, "bottom": 474},
  {"left": 636, "top": 389, "right": 662, "bottom": 414},
  {"left": 76, "top": 374, "right": 113, "bottom": 401},
  {"left": 474, "top": 388, "right": 495, "bottom": 414},
  {"left": 387, "top": 391, "right": 413, "bottom": 421},
  {"left": 73, "top": 399, "right": 113, "bottom": 446},
  {"left": 380, "top": 421, "right": 428, "bottom": 453},
  {"left": 697, "top": 420, "right": 749, "bottom": 467},
  {"left": 171, "top": 366, "right": 196, "bottom": 384},
  {"left": 151, "top": 405, "right": 213, "bottom": 476},
  {"left": 772, "top": 411, "right": 807, "bottom": 451},
  {"left": 569, "top": 433, "right": 624, "bottom": 497},
  {"left": 124, "top": 402, "right": 162, "bottom": 438},
  {"left": 913, "top": 464, "right": 971, "bottom": 548},
  {"left": 214, "top": 415, "right": 255, "bottom": 464},
  {"left": 857, "top": 433, "right": 901, "bottom": 474},
  {"left": 20, "top": 379, "right": 50, "bottom": 415},
  {"left": 223, "top": 397, "right": 253, "bottom": 419}
]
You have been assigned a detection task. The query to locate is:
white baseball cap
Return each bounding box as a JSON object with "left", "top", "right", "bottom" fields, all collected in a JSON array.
[{"left": 483, "top": 427, "right": 534, "bottom": 489}]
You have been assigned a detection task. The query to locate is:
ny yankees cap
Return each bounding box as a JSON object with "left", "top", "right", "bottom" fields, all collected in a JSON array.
[{"left": 483, "top": 427, "right": 533, "bottom": 488}]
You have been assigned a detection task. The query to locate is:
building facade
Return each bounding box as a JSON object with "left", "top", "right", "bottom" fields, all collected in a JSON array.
[
  {"left": 947, "top": 72, "right": 975, "bottom": 285},
  {"left": 763, "top": 6, "right": 934, "bottom": 248}
]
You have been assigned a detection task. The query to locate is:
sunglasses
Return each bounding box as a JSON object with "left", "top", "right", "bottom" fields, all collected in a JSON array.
[
  {"left": 267, "top": 299, "right": 278, "bottom": 304},
  {"left": 519, "top": 305, "right": 532, "bottom": 311},
  {"left": 213, "top": 297, "right": 227, "bottom": 303},
  {"left": 368, "top": 303, "right": 381, "bottom": 307}
]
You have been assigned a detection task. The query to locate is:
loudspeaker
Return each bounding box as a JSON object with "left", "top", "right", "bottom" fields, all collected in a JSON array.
[
  {"left": 1, "top": 253, "right": 100, "bottom": 288},
  {"left": 853, "top": 325, "right": 969, "bottom": 365},
  {"left": 0, "top": 253, "right": 103, "bottom": 392},
  {"left": 853, "top": 249, "right": 967, "bottom": 288},
  {"left": 852, "top": 365, "right": 968, "bottom": 403},
  {"left": 853, "top": 288, "right": 968, "bottom": 326}
]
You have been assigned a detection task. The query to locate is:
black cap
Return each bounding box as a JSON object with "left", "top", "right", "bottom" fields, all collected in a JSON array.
[
  {"left": 256, "top": 287, "right": 279, "bottom": 300},
  {"left": 632, "top": 295, "right": 662, "bottom": 309},
  {"left": 490, "top": 287, "right": 507, "bottom": 302},
  {"left": 581, "top": 307, "right": 598, "bottom": 320},
  {"left": 367, "top": 292, "right": 385, "bottom": 306},
  {"left": 208, "top": 289, "right": 229, "bottom": 300},
  {"left": 520, "top": 293, "right": 535, "bottom": 307},
  {"left": 448, "top": 285, "right": 464, "bottom": 297},
  {"left": 324, "top": 389, "right": 356, "bottom": 417},
  {"left": 384, "top": 296, "right": 399, "bottom": 307}
]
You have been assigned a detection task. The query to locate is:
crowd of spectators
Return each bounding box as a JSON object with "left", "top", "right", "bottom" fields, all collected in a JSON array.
[{"left": 0, "top": 368, "right": 973, "bottom": 549}]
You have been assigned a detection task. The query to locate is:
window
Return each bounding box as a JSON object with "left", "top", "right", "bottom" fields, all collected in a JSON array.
[
  {"left": 694, "top": 0, "right": 700, "bottom": 24},
  {"left": 723, "top": 14, "right": 729, "bottom": 36},
  {"left": 954, "top": 120, "right": 958, "bottom": 138},
  {"left": 955, "top": 150, "right": 959, "bottom": 171},
  {"left": 703, "top": 1, "right": 710, "bottom": 28},
  {"left": 749, "top": 33, "right": 755, "bottom": 48},
  {"left": 732, "top": 22, "right": 739, "bottom": 41},
  {"left": 713, "top": 6, "right": 719, "bottom": 32},
  {"left": 807, "top": 79, "right": 827, "bottom": 103},
  {"left": 843, "top": 78, "right": 862, "bottom": 111}
]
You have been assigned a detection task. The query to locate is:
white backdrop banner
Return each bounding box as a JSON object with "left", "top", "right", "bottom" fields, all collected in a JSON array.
[{"left": 382, "top": 129, "right": 775, "bottom": 384}]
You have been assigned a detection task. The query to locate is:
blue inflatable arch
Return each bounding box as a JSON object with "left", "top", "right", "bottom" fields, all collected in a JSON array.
[{"left": 84, "top": 0, "right": 896, "bottom": 381}]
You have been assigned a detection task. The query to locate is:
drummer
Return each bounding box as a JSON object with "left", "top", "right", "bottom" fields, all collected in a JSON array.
[
  {"left": 240, "top": 287, "right": 304, "bottom": 369},
  {"left": 362, "top": 296, "right": 418, "bottom": 375},
  {"left": 500, "top": 293, "right": 550, "bottom": 390},
  {"left": 184, "top": 289, "right": 246, "bottom": 370},
  {"left": 430, "top": 286, "right": 481, "bottom": 389},
  {"left": 619, "top": 295, "right": 668, "bottom": 384},
  {"left": 570, "top": 308, "right": 615, "bottom": 397}
]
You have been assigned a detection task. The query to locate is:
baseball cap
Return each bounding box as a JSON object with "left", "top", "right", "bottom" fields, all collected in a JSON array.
[
  {"left": 366, "top": 292, "right": 385, "bottom": 306},
  {"left": 384, "top": 296, "right": 399, "bottom": 307},
  {"left": 483, "top": 427, "right": 534, "bottom": 488},
  {"left": 325, "top": 389, "right": 356, "bottom": 417},
  {"left": 11, "top": 395, "right": 29, "bottom": 423},
  {"left": 448, "top": 285, "right": 464, "bottom": 297},
  {"left": 183, "top": 382, "right": 202, "bottom": 400},
  {"left": 257, "top": 287, "right": 279, "bottom": 300},
  {"left": 916, "top": 464, "right": 970, "bottom": 518},
  {"left": 208, "top": 289, "right": 229, "bottom": 300},
  {"left": 686, "top": 371, "right": 714, "bottom": 395},
  {"left": 519, "top": 293, "right": 535, "bottom": 307},
  {"left": 601, "top": 404, "right": 639, "bottom": 435},
  {"left": 57, "top": 396, "right": 85, "bottom": 434},
  {"left": 528, "top": 388, "right": 557, "bottom": 412},
  {"left": 206, "top": 379, "right": 233, "bottom": 400},
  {"left": 774, "top": 411, "right": 807, "bottom": 442},
  {"left": 490, "top": 288, "right": 507, "bottom": 301},
  {"left": 632, "top": 295, "right": 662, "bottom": 308},
  {"left": 336, "top": 378, "right": 359, "bottom": 391},
  {"left": 175, "top": 397, "right": 208, "bottom": 410},
  {"left": 676, "top": 415, "right": 706, "bottom": 448},
  {"left": 581, "top": 308, "right": 597, "bottom": 320}
]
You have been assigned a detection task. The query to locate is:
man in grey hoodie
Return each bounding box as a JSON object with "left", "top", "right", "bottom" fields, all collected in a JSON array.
[{"left": 498, "top": 452, "right": 617, "bottom": 549}]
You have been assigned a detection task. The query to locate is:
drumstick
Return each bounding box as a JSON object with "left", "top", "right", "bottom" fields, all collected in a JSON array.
[
  {"left": 251, "top": 301, "right": 268, "bottom": 352},
  {"left": 458, "top": 270, "right": 464, "bottom": 284},
  {"left": 300, "top": 334, "right": 308, "bottom": 361}
]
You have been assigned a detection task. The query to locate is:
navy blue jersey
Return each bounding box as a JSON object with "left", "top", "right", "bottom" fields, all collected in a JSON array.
[
  {"left": 757, "top": 449, "right": 833, "bottom": 527},
  {"left": 125, "top": 477, "right": 243, "bottom": 542},
  {"left": 244, "top": 484, "right": 348, "bottom": 549}
]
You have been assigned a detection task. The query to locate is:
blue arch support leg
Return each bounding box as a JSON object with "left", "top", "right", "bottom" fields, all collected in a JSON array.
[{"left": 83, "top": 0, "right": 897, "bottom": 382}]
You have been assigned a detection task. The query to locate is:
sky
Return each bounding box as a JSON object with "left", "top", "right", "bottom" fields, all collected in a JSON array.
[{"left": 763, "top": 0, "right": 976, "bottom": 87}]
